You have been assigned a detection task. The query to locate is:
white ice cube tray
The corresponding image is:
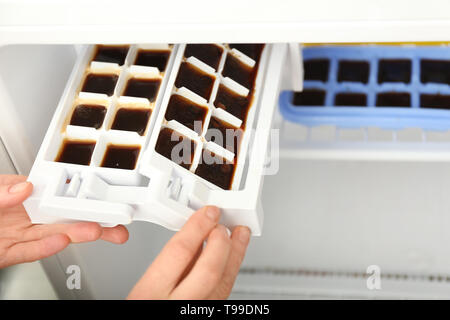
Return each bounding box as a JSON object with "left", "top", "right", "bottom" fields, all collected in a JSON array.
[{"left": 24, "top": 43, "right": 287, "bottom": 235}]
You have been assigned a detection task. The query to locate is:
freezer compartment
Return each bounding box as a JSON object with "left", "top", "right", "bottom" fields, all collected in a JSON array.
[
  {"left": 24, "top": 43, "right": 287, "bottom": 235},
  {"left": 6, "top": 44, "right": 450, "bottom": 299}
]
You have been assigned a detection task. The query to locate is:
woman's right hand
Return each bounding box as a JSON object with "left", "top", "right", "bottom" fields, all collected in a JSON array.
[{"left": 127, "top": 206, "right": 251, "bottom": 300}]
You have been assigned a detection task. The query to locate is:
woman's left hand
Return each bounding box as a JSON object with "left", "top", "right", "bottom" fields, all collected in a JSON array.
[{"left": 0, "top": 174, "right": 129, "bottom": 269}]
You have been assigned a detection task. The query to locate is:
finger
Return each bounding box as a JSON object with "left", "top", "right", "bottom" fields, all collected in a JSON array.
[
  {"left": 0, "top": 180, "right": 33, "bottom": 209},
  {"left": 100, "top": 225, "right": 129, "bottom": 244},
  {"left": 170, "top": 225, "right": 232, "bottom": 300},
  {"left": 25, "top": 222, "right": 103, "bottom": 243},
  {"left": 25, "top": 222, "right": 129, "bottom": 245},
  {"left": 177, "top": 245, "right": 203, "bottom": 286},
  {"left": 0, "top": 175, "right": 27, "bottom": 186},
  {"left": 127, "top": 206, "right": 221, "bottom": 299},
  {"left": 3, "top": 234, "right": 70, "bottom": 267},
  {"left": 208, "top": 226, "right": 251, "bottom": 299}
]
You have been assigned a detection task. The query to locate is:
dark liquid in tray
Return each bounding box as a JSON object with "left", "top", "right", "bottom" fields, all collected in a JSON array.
[
  {"left": 222, "top": 53, "right": 256, "bottom": 89},
  {"left": 101, "top": 145, "right": 140, "bottom": 170},
  {"left": 195, "top": 150, "right": 235, "bottom": 190},
  {"left": 420, "top": 94, "right": 450, "bottom": 110},
  {"left": 56, "top": 140, "right": 96, "bottom": 166},
  {"left": 334, "top": 93, "right": 367, "bottom": 107},
  {"left": 214, "top": 84, "right": 251, "bottom": 124},
  {"left": 337, "top": 60, "right": 370, "bottom": 83},
  {"left": 82, "top": 73, "right": 118, "bottom": 96},
  {"left": 123, "top": 78, "right": 161, "bottom": 102},
  {"left": 111, "top": 108, "right": 151, "bottom": 135},
  {"left": 93, "top": 45, "right": 129, "bottom": 66},
  {"left": 155, "top": 128, "right": 196, "bottom": 170},
  {"left": 378, "top": 59, "right": 411, "bottom": 83},
  {"left": 421, "top": 59, "right": 450, "bottom": 85},
  {"left": 292, "top": 89, "right": 326, "bottom": 106},
  {"left": 184, "top": 44, "right": 223, "bottom": 71},
  {"left": 70, "top": 104, "right": 107, "bottom": 129},
  {"left": 229, "top": 44, "right": 264, "bottom": 63},
  {"left": 304, "top": 59, "right": 330, "bottom": 82},
  {"left": 175, "top": 62, "right": 215, "bottom": 100},
  {"left": 205, "top": 117, "right": 242, "bottom": 155},
  {"left": 376, "top": 92, "right": 411, "bottom": 107},
  {"left": 165, "top": 95, "right": 208, "bottom": 134},
  {"left": 134, "top": 50, "right": 170, "bottom": 72}
]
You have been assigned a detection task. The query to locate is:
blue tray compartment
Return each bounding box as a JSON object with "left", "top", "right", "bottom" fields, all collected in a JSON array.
[{"left": 279, "top": 46, "right": 450, "bottom": 131}]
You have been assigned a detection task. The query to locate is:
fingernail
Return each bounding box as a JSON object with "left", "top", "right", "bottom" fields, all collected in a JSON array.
[
  {"left": 205, "top": 206, "right": 220, "bottom": 222},
  {"left": 9, "top": 182, "right": 29, "bottom": 194},
  {"left": 217, "top": 224, "right": 230, "bottom": 237},
  {"left": 238, "top": 227, "right": 251, "bottom": 244}
]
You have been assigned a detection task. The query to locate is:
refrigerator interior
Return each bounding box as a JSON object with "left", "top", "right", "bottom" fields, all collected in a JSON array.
[{"left": 3, "top": 43, "right": 450, "bottom": 299}]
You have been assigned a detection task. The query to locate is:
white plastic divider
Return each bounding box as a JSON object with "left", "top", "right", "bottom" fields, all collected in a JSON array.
[{"left": 288, "top": 43, "right": 303, "bottom": 91}]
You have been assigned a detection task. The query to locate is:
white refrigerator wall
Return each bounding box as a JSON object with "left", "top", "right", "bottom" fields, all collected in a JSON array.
[{"left": 2, "top": 45, "right": 450, "bottom": 299}]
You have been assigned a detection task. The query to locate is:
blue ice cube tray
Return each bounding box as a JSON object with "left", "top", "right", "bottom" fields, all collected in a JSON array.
[{"left": 279, "top": 45, "right": 450, "bottom": 131}]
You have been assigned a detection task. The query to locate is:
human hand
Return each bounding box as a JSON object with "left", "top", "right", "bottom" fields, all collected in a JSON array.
[
  {"left": 0, "top": 175, "right": 129, "bottom": 269},
  {"left": 127, "top": 206, "right": 251, "bottom": 300}
]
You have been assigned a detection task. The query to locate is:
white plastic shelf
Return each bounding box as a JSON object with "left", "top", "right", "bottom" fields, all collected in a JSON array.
[
  {"left": 277, "top": 121, "right": 450, "bottom": 162},
  {"left": 0, "top": 0, "right": 450, "bottom": 45}
]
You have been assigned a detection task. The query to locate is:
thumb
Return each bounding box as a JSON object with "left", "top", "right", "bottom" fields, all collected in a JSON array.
[{"left": 0, "top": 181, "right": 33, "bottom": 209}]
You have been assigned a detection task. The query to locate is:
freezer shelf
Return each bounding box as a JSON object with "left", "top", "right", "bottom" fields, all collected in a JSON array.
[{"left": 1, "top": 1, "right": 450, "bottom": 44}]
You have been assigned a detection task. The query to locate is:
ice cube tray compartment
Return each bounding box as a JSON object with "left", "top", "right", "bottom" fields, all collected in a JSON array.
[
  {"left": 145, "top": 43, "right": 266, "bottom": 190},
  {"left": 66, "top": 94, "right": 110, "bottom": 130},
  {"left": 92, "top": 45, "right": 130, "bottom": 66},
  {"left": 131, "top": 45, "right": 171, "bottom": 72},
  {"left": 279, "top": 45, "right": 450, "bottom": 130},
  {"left": 154, "top": 124, "right": 200, "bottom": 170}
]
